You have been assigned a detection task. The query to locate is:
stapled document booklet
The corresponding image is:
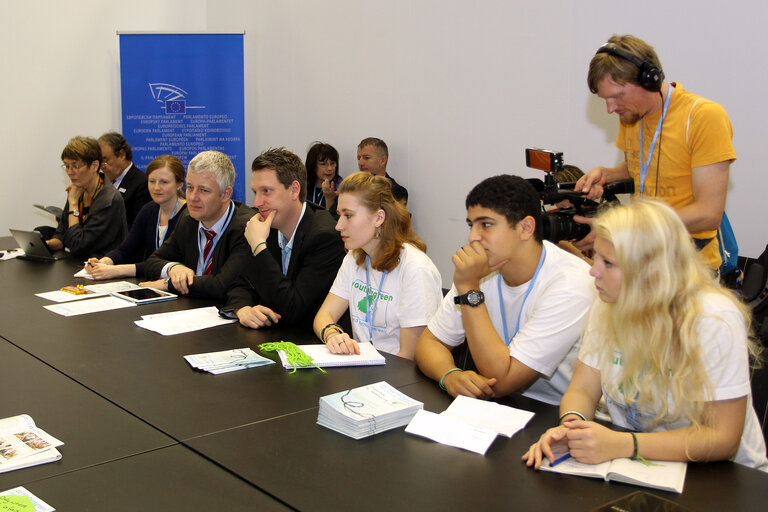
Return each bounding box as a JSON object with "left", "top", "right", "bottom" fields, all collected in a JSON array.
[{"left": 0, "top": 415, "right": 63, "bottom": 474}]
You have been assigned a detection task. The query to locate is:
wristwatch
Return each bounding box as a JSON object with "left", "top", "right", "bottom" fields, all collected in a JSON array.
[
  {"left": 69, "top": 210, "right": 80, "bottom": 217},
  {"left": 454, "top": 289, "right": 485, "bottom": 307},
  {"left": 164, "top": 278, "right": 171, "bottom": 290}
]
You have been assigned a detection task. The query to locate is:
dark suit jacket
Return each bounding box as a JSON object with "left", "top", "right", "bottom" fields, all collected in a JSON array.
[
  {"left": 226, "top": 202, "right": 345, "bottom": 326},
  {"left": 54, "top": 172, "right": 128, "bottom": 259},
  {"left": 118, "top": 164, "right": 152, "bottom": 228},
  {"left": 144, "top": 201, "right": 254, "bottom": 301}
]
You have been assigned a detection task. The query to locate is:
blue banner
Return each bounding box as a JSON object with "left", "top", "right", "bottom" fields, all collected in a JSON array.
[{"left": 119, "top": 33, "right": 246, "bottom": 202}]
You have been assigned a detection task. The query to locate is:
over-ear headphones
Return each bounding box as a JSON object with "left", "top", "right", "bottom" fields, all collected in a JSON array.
[{"left": 595, "top": 43, "right": 664, "bottom": 92}]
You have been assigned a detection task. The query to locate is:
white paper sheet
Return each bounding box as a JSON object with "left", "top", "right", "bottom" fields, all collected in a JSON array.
[
  {"left": 135, "top": 306, "right": 236, "bottom": 335},
  {"left": 406, "top": 409, "right": 498, "bottom": 455},
  {"left": 44, "top": 296, "right": 136, "bottom": 316},
  {"left": 442, "top": 395, "right": 535, "bottom": 437}
]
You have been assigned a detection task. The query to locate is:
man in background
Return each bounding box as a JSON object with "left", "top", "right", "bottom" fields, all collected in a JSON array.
[
  {"left": 574, "top": 34, "right": 735, "bottom": 271},
  {"left": 98, "top": 131, "right": 151, "bottom": 228},
  {"left": 357, "top": 137, "right": 408, "bottom": 206}
]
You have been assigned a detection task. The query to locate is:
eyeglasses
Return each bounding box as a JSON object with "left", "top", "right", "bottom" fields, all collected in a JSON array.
[{"left": 61, "top": 161, "right": 88, "bottom": 171}]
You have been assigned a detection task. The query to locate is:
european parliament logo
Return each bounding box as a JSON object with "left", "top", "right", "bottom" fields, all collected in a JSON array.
[
  {"left": 165, "top": 100, "right": 186, "bottom": 114},
  {"left": 148, "top": 83, "right": 203, "bottom": 114}
]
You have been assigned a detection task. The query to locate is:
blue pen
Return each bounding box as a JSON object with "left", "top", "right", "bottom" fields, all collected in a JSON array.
[{"left": 549, "top": 453, "right": 572, "bottom": 467}]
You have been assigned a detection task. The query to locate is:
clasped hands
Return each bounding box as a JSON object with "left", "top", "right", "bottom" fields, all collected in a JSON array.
[
  {"left": 139, "top": 264, "right": 194, "bottom": 294},
  {"left": 522, "top": 420, "right": 629, "bottom": 469}
]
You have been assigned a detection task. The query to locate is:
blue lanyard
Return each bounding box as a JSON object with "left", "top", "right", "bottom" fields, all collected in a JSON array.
[
  {"left": 497, "top": 245, "right": 546, "bottom": 345},
  {"left": 638, "top": 86, "right": 673, "bottom": 197},
  {"left": 155, "top": 198, "right": 180, "bottom": 250},
  {"left": 364, "top": 255, "right": 388, "bottom": 343},
  {"left": 312, "top": 186, "right": 324, "bottom": 207},
  {"left": 197, "top": 201, "right": 235, "bottom": 275}
]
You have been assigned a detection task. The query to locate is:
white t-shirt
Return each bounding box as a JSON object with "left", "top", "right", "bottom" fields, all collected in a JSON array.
[
  {"left": 329, "top": 243, "right": 443, "bottom": 356},
  {"left": 580, "top": 292, "right": 768, "bottom": 471},
  {"left": 428, "top": 241, "right": 594, "bottom": 405}
]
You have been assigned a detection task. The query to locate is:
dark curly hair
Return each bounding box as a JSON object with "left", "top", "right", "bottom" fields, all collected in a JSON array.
[{"left": 465, "top": 175, "right": 542, "bottom": 241}]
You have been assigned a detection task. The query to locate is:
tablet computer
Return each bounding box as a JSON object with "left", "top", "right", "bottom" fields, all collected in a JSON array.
[
  {"left": 9, "top": 228, "right": 68, "bottom": 261},
  {"left": 112, "top": 287, "right": 177, "bottom": 304}
]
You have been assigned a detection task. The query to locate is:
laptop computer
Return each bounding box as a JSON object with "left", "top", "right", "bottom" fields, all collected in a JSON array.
[{"left": 9, "top": 229, "right": 68, "bottom": 262}]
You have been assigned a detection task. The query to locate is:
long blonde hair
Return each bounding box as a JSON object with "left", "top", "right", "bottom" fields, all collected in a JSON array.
[{"left": 584, "top": 199, "right": 759, "bottom": 431}]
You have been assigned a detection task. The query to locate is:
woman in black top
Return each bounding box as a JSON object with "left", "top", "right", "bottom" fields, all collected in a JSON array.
[
  {"left": 85, "top": 155, "right": 187, "bottom": 279},
  {"left": 306, "top": 142, "right": 342, "bottom": 216}
]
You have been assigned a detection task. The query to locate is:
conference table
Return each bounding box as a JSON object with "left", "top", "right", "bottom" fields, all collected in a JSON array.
[{"left": 1, "top": 240, "right": 767, "bottom": 511}]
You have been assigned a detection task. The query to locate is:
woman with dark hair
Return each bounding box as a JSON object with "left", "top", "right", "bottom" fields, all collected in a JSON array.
[
  {"left": 305, "top": 142, "right": 342, "bottom": 214},
  {"left": 85, "top": 155, "right": 187, "bottom": 279},
  {"left": 313, "top": 172, "right": 442, "bottom": 359},
  {"left": 523, "top": 200, "right": 767, "bottom": 471},
  {"left": 46, "top": 136, "right": 127, "bottom": 258}
]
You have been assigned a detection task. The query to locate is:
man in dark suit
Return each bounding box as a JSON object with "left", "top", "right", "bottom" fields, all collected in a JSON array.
[
  {"left": 98, "top": 132, "right": 152, "bottom": 228},
  {"left": 357, "top": 137, "right": 408, "bottom": 207},
  {"left": 226, "top": 148, "right": 345, "bottom": 328},
  {"left": 141, "top": 150, "right": 253, "bottom": 301}
]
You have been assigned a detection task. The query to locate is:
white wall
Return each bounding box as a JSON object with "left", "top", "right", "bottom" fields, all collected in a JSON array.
[
  {"left": 0, "top": 0, "right": 207, "bottom": 235},
  {"left": 4, "top": 1, "right": 764, "bottom": 286}
]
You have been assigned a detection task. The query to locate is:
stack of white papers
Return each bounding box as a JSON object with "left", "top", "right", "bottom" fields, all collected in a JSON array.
[
  {"left": 405, "top": 395, "right": 535, "bottom": 455},
  {"left": 135, "top": 306, "right": 236, "bottom": 335},
  {"left": 317, "top": 381, "right": 423, "bottom": 439},
  {"left": 0, "top": 415, "right": 63, "bottom": 474},
  {"left": 184, "top": 348, "right": 275, "bottom": 374},
  {"left": 0, "top": 486, "right": 55, "bottom": 511}
]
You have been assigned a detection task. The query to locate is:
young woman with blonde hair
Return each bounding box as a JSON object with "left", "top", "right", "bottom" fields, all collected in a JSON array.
[
  {"left": 313, "top": 172, "right": 442, "bottom": 359},
  {"left": 523, "top": 199, "right": 767, "bottom": 471}
]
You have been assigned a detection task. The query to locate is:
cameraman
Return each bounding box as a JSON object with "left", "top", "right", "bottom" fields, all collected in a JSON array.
[{"left": 574, "top": 35, "right": 734, "bottom": 271}]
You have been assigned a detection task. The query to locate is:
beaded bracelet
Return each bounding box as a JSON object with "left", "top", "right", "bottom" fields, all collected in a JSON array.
[
  {"left": 559, "top": 410, "right": 587, "bottom": 424},
  {"left": 438, "top": 368, "right": 463, "bottom": 391},
  {"left": 252, "top": 241, "right": 267, "bottom": 256}
]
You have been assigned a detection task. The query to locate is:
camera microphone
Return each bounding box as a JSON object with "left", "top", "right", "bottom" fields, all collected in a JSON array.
[{"left": 603, "top": 178, "right": 635, "bottom": 196}]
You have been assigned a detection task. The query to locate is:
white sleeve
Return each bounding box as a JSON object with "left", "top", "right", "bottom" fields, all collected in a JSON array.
[
  {"left": 397, "top": 258, "right": 443, "bottom": 329},
  {"left": 426, "top": 285, "right": 467, "bottom": 347},
  {"left": 328, "top": 253, "right": 355, "bottom": 301},
  {"left": 509, "top": 277, "right": 593, "bottom": 377},
  {"left": 698, "top": 299, "right": 751, "bottom": 401}
]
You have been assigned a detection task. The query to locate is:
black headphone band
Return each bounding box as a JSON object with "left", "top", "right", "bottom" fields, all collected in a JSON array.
[{"left": 595, "top": 43, "right": 664, "bottom": 92}]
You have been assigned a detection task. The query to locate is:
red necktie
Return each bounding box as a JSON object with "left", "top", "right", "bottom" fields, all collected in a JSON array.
[{"left": 202, "top": 229, "right": 216, "bottom": 275}]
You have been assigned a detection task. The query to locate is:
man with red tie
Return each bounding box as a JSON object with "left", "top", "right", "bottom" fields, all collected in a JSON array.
[{"left": 141, "top": 150, "right": 253, "bottom": 301}]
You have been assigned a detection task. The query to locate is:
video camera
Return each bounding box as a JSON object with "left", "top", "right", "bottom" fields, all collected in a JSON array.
[{"left": 525, "top": 148, "right": 634, "bottom": 243}]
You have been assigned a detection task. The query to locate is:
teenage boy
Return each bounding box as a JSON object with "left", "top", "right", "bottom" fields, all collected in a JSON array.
[{"left": 415, "top": 175, "right": 594, "bottom": 405}]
